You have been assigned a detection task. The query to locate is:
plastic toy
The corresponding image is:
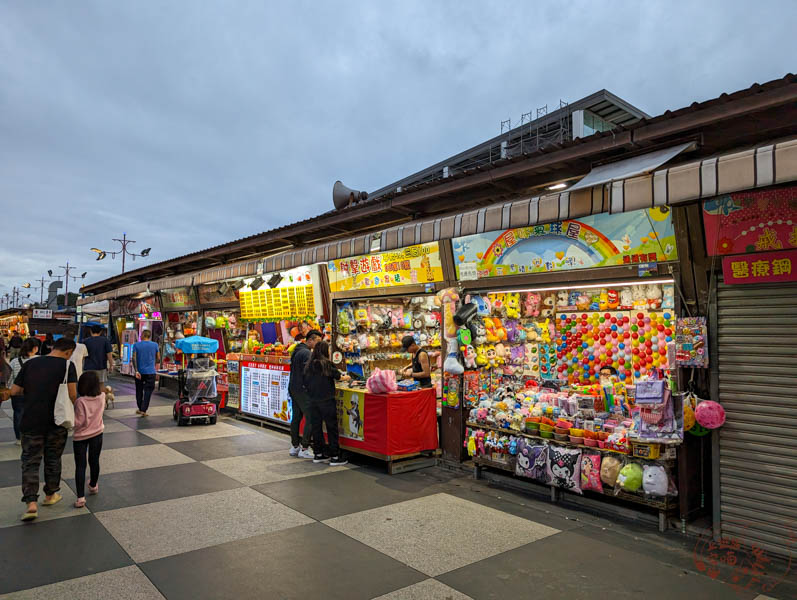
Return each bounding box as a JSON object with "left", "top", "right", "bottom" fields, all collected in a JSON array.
[
  {"left": 695, "top": 400, "right": 726, "bottom": 429},
  {"left": 607, "top": 289, "right": 620, "bottom": 309},
  {"left": 598, "top": 289, "right": 609, "bottom": 310}
]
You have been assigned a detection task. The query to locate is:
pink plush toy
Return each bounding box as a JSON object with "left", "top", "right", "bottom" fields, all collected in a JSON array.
[
  {"left": 695, "top": 400, "right": 726, "bottom": 429},
  {"left": 524, "top": 292, "right": 541, "bottom": 317}
]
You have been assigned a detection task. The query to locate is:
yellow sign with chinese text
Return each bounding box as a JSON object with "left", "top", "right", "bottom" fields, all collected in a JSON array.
[{"left": 326, "top": 242, "right": 443, "bottom": 292}]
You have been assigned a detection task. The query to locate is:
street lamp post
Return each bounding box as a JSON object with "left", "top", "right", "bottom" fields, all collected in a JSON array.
[
  {"left": 50, "top": 263, "right": 86, "bottom": 307},
  {"left": 91, "top": 233, "right": 151, "bottom": 273}
]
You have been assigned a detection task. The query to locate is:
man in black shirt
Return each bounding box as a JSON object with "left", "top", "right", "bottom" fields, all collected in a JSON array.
[
  {"left": 11, "top": 337, "right": 78, "bottom": 521},
  {"left": 84, "top": 325, "right": 114, "bottom": 383},
  {"left": 288, "top": 329, "right": 322, "bottom": 458}
]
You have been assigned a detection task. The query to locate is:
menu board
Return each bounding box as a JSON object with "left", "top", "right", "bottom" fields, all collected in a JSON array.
[{"left": 239, "top": 361, "right": 292, "bottom": 424}]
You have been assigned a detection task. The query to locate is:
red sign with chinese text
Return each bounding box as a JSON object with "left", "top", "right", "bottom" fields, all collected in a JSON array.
[{"left": 722, "top": 249, "right": 797, "bottom": 284}]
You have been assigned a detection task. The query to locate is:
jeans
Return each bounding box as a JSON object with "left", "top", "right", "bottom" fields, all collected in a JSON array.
[
  {"left": 135, "top": 374, "right": 156, "bottom": 412},
  {"left": 309, "top": 398, "right": 341, "bottom": 458},
  {"left": 11, "top": 395, "right": 24, "bottom": 440},
  {"left": 73, "top": 434, "right": 103, "bottom": 498},
  {"left": 21, "top": 427, "right": 68, "bottom": 503},
  {"left": 290, "top": 392, "right": 313, "bottom": 448}
]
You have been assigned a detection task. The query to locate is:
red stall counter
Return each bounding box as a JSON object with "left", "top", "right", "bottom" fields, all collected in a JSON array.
[{"left": 335, "top": 386, "right": 438, "bottom": 459}]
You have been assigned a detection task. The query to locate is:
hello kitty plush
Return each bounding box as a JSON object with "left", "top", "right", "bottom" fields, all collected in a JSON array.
[
  {"left": 524, "top": 292, "right": 541, "bottom": 317},
  {"left": 619, "top": 287, "right": 634, "bottom": 309},
  {"left": 646, "top": 284, "right": 663, "bottom": 310}
]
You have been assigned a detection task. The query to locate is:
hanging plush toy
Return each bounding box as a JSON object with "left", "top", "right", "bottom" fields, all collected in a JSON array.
[
  {"left": 505, "top": 292, "right": 521, "bottom": 319},
  {"left": 436, "top": 288, "right": 460, "bottom": 338},
  {"left": 524, "top": 292, "right": 541, "bottom": 317},
  {"left": 461, "top": 344, "right": 477, "bottom": 369},
  {"left": 475, "top": 345, "right": 488, "bottom": 367}
]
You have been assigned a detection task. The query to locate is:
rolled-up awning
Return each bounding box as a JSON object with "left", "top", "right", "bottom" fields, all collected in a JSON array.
[{"left": 568, "top": 141, "right": 696, "bottom": 191}]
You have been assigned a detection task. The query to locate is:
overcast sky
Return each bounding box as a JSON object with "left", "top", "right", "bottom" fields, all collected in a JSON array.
[{"left": 1, "top": 1, "right": 795, "bottom": 299}]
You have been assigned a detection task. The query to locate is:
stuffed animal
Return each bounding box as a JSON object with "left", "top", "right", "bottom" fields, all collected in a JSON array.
[
  {"left": 489, "top": 293, "right": 506, "bottom": 315},
  {"left": 485, "top": 345, "right": 498, "bottom": 368},
  {"left": 632, "top": 285, "right": 647, "bottom": 308},
  {"left": 466, "top": 294, "right": 491, "bottom": 316},
  {"left": 494, "top": 343, "right": 507, "bottom": 365},
  {"left": 510, "top": 413, "right": 524, "bottom": 432},
  {"left": 617, "top": 463, "right": 644, "bottom": 492},
  {"left": 662, "top": 284, "right": 675, "bottom": 309},
  {"left": 576, "top": 293, "right": 590, "bottom": 311},
  {"left": 556, "top": 290, "right": 569, "bottom": 309},
  {"left": 505, "top": 292, "right": 521, "bottom": 319},
  {"left": 541, "top": 293, "right": 556, "bottom": 317},
  {"left": 472, "top": 318, "right": 487, "bottom": 345},
  {"left": 436, "top": 288, "right": 460, "bottom": 338},
  {"left": 515, "top": 323, "right": 527, "bottom": 342},
  {"left": 547, "top": 446, "right": 583, "bottom": 493},
  {"left": 643, "top": 465, "right": 669, "bottom": 496},
  {"left": 568, "top": 291, "right": 580, "bottom": 308},
  {"left": 444, "top": 343, "right": 464, "bottom": 375},
  {"left": 524, "top": 292, "right": 541, "bottom": 317},
  {"left": 646, "top": 284, "right": 663, "bottom": 310},
  {"left": 580, "top": 453, "right": 603, "bottom": 492},
  {"left": 589, "top": 293, "right": 601, "bottom": 311},
  {"left": 484, "top": 318, "right": 499, "bottom": 343},
  {"left": 619, "top": 287, "right": 634, "bottom": 309},
  {"left": 466, "top": 433, "right": 476, "bottom": 457},
  {"left": 598, "top": 289, "right": 609, "bottom": 310},
  {"left": 505, "top": 320, "right": 518, "bottom": 343},
  {"left": 475, "top": 430, "right": 486, "bottom": 455},
  {"left": 461, "top": 344, "right": 477, "bottom": 369},
  {"left": 600, "top": 455, "right": 623, "bottom": 487},
  {"left": 510, "top": 344, "right": 526, "bottom": 366},
  {"left": 475, "top": 345, "right": 488, "bottom": 367},
  {"left": 607, "top": 289, "right": 619, "bottom": 310}
]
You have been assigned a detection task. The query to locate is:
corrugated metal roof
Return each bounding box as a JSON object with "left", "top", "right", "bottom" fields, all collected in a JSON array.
[{"left": 81, "top": 73, "right": 797, "bottom": 295}]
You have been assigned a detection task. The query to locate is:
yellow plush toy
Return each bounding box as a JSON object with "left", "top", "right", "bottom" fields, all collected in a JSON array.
[{"left": 505, "top": 292, "right": 521, "bottom": 319}]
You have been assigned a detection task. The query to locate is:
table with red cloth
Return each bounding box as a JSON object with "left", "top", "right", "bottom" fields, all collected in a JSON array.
[{"left": 335, "top": 386, "right": 438, "bottom": 459}]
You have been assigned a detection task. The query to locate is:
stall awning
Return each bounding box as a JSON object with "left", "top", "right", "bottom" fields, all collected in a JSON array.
[{"left": 568, "top": 142, "right": 695, "bottom": 191}]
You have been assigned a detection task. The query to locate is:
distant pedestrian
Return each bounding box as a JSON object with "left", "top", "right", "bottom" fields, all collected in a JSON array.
[
  {"left": 288, "top": 329, "right": 321, "bottom": 459},
  {"left": 83, "top": 325, "right": 114, "bottom": 384},
  {"left": 6, "top": 338, "right": 41, "bottom": 444},
  {"left": 39, "top": 333, "right": 55, "bottom": 356},
  {"left": 303, "top": 339, "right": 350, "bottom": 466},
  {"left": 7, "top": 334, "right": 23, "bottom": 361},
  {"left": 72, "top": 371, "right": 105, "bottom": 508},
  {"left": 132, "top": 329, "right": 159, "bottom": 416},
  {"left": 70, "top": 339, "right": 88, "bottom": 379},
  {"left": 10, "top": 337, "right": 77, "bottom": 521}
]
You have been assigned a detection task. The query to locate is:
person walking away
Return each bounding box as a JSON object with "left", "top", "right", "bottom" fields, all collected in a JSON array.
[
  {"left": 72, "top": 371, "right": 105, "bottom": 508},
  {"left": 304, "top": 340, "right": 350, "bottom": 466},
  {"left": 288, "top": 330, "right": 321, "bottom": 458},
  {"left": 84, "top": 325, "right": 114, "bottom": 384},
  {"left": 7, "top": 338, "right": 41, "bottom": 445},
  {"left": 132, "top": 330, "right": 159, "bottom": 416},
  {"left": 7, "top": 334, "right": 23, "bottom": 361},
  {"left": 401, "top": 335, "right": 433, "bottom": 387},
  {"left": 10, "top": 337, "right": 77, "bottom": 521},
  {"left": 70, "top": 338, "right": 88, "bottom": 379},
  {"left": 40, "top": 333, "right": 55, "bottom": 356}
]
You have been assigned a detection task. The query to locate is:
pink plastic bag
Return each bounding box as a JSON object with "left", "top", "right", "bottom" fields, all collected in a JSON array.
[{"left": 366, "top": 368, "right": 398, "bottom": 394}]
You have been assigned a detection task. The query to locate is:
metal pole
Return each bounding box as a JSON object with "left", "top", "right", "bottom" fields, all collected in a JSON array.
[{"left": 121, "top": 233, "right": 126, "bottom": 273}]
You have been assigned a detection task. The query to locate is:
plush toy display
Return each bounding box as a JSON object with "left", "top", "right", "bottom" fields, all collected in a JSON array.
[
  {"left": 642, "top": 464, "right": 669, "bottom": 496},
  {"left": 524, "top": 292, "right": 541, "bottom": 317},
  {"left": 547, "top": 446, "right": 582, "bottom": 493},
  {"left": 600, "top": 455, "right": 623, "bottom": 487},
  {"left": 580, "top": 452, "right": 603, "bottom": 493},
  {"left": 505, "top": 292, "right": 521, "bottom": 319},
  {"left": 617, "top": 462, "right": 644, "bottom": 492}
]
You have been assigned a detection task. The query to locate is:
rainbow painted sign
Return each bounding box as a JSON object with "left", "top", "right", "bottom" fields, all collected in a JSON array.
[{"left": 452, "top": 207, "right": 676, "bottom": 280}]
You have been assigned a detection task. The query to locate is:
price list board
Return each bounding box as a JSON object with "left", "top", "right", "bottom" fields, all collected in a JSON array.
[{"left": 239, "top": 361, "right": 292, "bottom": 424}]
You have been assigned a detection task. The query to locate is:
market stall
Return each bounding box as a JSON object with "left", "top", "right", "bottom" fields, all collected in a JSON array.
[
  {"left": 447, "top": 207, "right": 689, "bottom": 526},
  {"left": 111, "top": 295, "right": 162, "bottom": 376},
  {"left": 0, "top": 310, "right": 29, "bottom": 338},
  {"left": 226, "top": 265, "right": 326, "bottom": 422},
  {"left": 159, "top": 287, "right": 199, "bottom": 375},
  {"left": 334, "top": 385, "right": 438, "bottom": 473},
  {"left": 327, "top": 242, "right": 447, "bottom": 466}
]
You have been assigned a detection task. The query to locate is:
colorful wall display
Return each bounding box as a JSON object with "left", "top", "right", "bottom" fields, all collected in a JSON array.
[
  {"left": 675, "top": 317, "right": 708, "bottom": 367},
  {"left": 721, "top": 249, "right": 797, "bottom": 285},
  {"left": 452, "top": 207, "right": 676, "bottom": 280},
  {"left": 703, "top": 186, "right": 797, "bottom": 256},
  {"left": 239, "top": 361, "right": 292, "bottom": 424},
  {"left": 327, "top": 242, "right": 444, "bottom": 292},
  {"left": 239, "top": 285, "right": 315, "bottom": 321},
  {"left": 336, "top": 387, "right": 365, "bottom": 441},
  {"left": 160, "top": 287, "right": 197, "bottom": 310}
]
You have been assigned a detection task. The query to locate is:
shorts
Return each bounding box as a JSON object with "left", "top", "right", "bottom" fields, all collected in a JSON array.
[{"left": 86, "top": 369, "right": 107, "bottom": 383}]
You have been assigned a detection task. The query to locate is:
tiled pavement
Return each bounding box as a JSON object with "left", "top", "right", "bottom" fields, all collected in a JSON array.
[{"left": 0, "top": 380, "right": 793, "bottom": 600}]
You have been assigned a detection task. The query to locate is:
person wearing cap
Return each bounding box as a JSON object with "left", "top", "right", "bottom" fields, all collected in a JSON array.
[{"left": 401, "top": 335, "right": 432, "bottom": 388}]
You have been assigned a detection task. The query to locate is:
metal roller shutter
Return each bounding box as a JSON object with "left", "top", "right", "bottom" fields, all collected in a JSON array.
[{"left": 716, "top": 280, "right": 797, "bottom": 558}]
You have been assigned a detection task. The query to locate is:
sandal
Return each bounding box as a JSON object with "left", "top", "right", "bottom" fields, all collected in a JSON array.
[
  {"left": 21, "top": 510, "right": 38, "bottom": 522},
  {"left": 88, "top": 484, "right": 99, "bottom": 495},
  {"left": 42, "top": 493, "right": 62, "bottom": 506},
  {"left": 74, "top": 498, "right": 86, "bottom": 508}
]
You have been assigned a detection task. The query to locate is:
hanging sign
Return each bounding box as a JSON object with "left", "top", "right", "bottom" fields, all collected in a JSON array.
[
  {"left": 32, "top": 309, "right": 53, "bottom": 319},
  {"left": 452, "top": 207, "right": 676, "bottom": 280},
  {"left": 721, "top": 249, "right": 797, "bottom": 285},
  {"left": 703, "top": 186, "right": 797, "bottom": 256},
  {"left": 326, "top": 242, "right": 444, "bottom": 292},
  {"left": 160, "top": 287, "right": 197, "bottom": 310}
]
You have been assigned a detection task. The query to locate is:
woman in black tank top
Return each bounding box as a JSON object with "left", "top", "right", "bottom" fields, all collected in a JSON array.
[{"left": 401, "top": 336, "right": 432, "bottom": 387}]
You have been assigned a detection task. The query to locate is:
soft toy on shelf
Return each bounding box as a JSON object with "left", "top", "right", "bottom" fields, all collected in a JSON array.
[
  {"left": 489, "top": 293, "right": 506, "bottom": 315},
  {"left": 642, "top": 465, "right": 669, "bottom": 496},
  {"left": 632, "top": 285, "right": 647, "bottom": 308},
  {"left": 494, "top": 343, "right": 507, "bottom": 365},
  {"left": 524, "top": 292, "right": 541, "bottom": 317},
  {"left": 484, "top": 318, "right": 499, "bottom": 343},
  {"left": 505, "top": 320, "right": 519, "bottom": 343},
  {"left": 576, "top": 293, "right": 590, "bottom": 311},
  {"left": 598, "top": 289, "right": 609, "bottom": 310},
  {"left": 619, "top": 287, "right": 634, "bottom": 309},
  {"left": 462, "top": 344, "right": 477, "bottom": 369},
  {"left": 662, "top": 284, "right": 675, "bottom": 309},
  {"left": 505, "top": 292, "right": 521, "bottom": 319},
  {"left": 485, "top": 345, "right": 498, "bottom": 368},
  {"left": 436, "top": 288, "right": 460, "bottom": 338},
  {"left": 646, "top": 284, "right": 663, "bottom": 309},
  {"left": 556, "top": 290, "right": 569, "bottom": 310},
  {"left": 607, "top": 289, "right": 620, "bottom": 309},
  {"left": 472, "top": 317, "right": 487, "bottom": 345},
  {"left": 541, "top": 293, "right": 555, "bottom": 317},
  {"left": 475, "top": 345, "right": 488, "bottom": 367}
]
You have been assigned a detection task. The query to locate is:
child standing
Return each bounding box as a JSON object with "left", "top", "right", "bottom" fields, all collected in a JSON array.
[
  {"left": 72, "top": 371, "right": 105, "bottom": 508},
  {"left": 303, "top": 340, "right": 350, "bottom": 466}
]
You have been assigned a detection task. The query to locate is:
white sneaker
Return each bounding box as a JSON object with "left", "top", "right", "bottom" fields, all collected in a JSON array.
[
  {"left": 289, "top": 446, "right": 300, "bottom": 457},
  {"left": 298, "top": 448, "right": 314, "bottom": 459}
]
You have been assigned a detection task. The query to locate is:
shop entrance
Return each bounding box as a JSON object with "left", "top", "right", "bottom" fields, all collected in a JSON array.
[{"left": 714, "top": 278, "right": 797, "bottom": 557}]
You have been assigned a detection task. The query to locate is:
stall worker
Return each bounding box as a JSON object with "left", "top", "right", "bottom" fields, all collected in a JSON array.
[{"left": 401, "top": 335, "right": 432, "bottom": 388}]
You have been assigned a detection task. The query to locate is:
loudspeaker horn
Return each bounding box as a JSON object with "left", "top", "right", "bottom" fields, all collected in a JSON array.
[{"left": 333, "top": 180, "right": 368, "bottom": 210}]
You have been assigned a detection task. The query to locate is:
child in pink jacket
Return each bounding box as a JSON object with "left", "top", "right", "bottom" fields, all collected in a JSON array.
[{"left": 73, "top": 371, "right": 105, "bottom": 508}]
